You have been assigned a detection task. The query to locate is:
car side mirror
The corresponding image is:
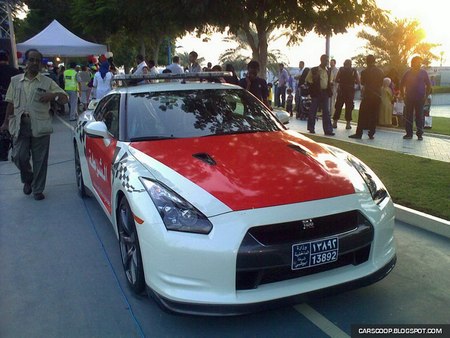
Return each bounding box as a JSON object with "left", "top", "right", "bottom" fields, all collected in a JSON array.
[
  {"left": 85, "top": 121, "right": 111, "bottom": 146},
  {"left": 87, "top": 99, "right": 100, "bottom": 111}
]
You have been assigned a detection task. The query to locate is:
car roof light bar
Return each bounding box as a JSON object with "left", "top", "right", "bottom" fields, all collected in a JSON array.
[{"left": 113, "top": 71, "right": 233, "bottom": 84}]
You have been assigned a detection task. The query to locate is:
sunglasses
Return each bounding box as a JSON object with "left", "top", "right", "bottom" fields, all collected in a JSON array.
[{"left": 28, "top": 57, "right": 42, "bottom": 63}]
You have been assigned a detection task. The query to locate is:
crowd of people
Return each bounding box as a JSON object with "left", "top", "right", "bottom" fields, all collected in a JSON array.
[
  {"left": 32, "top": 48, "right": 433, "bottom": 140},
  {"left": 134, "top": 51, "right": 238, "bottom": 80},
  {"left": 0, "top": 46, "right": 432, "bottom": 201},
  {"left": 39, "top": 54, "right": 117, "bottom": 120},
  {"left": 240, "top": 53, "right": 431, "bottom": 140}
]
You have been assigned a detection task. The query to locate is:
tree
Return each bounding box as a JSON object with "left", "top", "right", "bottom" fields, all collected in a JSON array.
[
  {"left": 71, "top": 0, "right": 121, "bottom": 43},
  {"left": 72, "top": 0, "right": 198, "bottom": 68},
  {"left": 14, "top": 0, "right": 83, "bottom": 42},
  {"left": 353, "top": 17, "right": 440, "bottom": 73},
  {"left": 107, "top": 29, "right": 139, "bottom": 73},
  {"left": 191, "top": 0, "right": 383, "bottom": 79},
  {"left": 15, "top": 0, "right": 182, "bottom": 68},
  {"left": 1, "top": 0, "right": 25, "bottom": 17},
  {"left": 16, "top": 0, "right": 383, "bottom": 73},
  {"left": 218, "top": 27, "right": 288, "bottom": 76}
]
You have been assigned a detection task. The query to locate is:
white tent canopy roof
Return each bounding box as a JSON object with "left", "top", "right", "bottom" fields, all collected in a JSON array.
[{"left": 16, "top": 19, "right": 107, "bottom": 57}]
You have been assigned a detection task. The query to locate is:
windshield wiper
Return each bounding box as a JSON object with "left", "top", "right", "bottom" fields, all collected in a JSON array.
[
  {"left": 129, "top": 136, "right": 178, "bottom": 142},
  {"left": 230, "top": 129, "right": 266, "bottom": 134},
  {"left": 201, "top": 130, "right": 266, "bottom": 137}
]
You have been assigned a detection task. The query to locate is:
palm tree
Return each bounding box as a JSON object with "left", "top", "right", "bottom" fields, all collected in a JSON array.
[
  {"left": 217, "top": 52, "right": 249, "bottom": 75},
  {"left": 353, "top": 17, "right": 439, "bottom": 74},
  {"left": 219, "top": 25, "right": 289, "bottom": 79}
]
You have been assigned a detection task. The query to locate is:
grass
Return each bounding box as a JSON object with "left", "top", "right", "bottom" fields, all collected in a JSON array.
[
  {"left": 307, "top": 135, "right": 450, "bottom": 221},
  {"left": 337, "top": 110, "right": 450, "bottom": 136},
  {"left": 431, "top": 86, "right": 450, "bottom": 94},
  {"left": 427, "top": 116, "right": 450, "bottom": 135}
]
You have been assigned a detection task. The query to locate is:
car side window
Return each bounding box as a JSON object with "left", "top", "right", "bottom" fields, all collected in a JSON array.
[
  {"left": 93, "top": 96, "right": 110, "bottom": 121},
  {"left": 93, "top": 94, "right": 120, "bottom": 138}
]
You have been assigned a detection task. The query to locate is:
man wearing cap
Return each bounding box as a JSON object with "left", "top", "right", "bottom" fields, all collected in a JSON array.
[{"left": 0, "top": 49, "right": 68, "bottom": 200}]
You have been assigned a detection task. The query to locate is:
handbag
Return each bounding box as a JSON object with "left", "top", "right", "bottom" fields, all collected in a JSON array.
[
  {"left": 0, "top": 129, "right": 12, "bottom": 161},
  {"left": 393, "top": 100, "right": 404, "bottom": 116}
]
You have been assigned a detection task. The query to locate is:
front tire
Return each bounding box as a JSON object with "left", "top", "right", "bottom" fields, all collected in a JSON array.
[
  {"left": 74, "top": 143, "right": 88, "bottom": 198},
  {"left": 117, "top": 197, "right": 145, "bottom": 294}
]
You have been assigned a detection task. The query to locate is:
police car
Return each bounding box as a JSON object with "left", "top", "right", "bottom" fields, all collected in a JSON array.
[{"left": 73, "top": 72, "right": 396, "bottom": 315}]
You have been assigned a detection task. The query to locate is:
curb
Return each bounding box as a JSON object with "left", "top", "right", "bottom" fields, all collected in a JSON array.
[
  {"left": 394, "top": 204, "right": 450, "bottom": 239},
  {"left": 291, "top": 116, "right": 450, "bottom": 140},
  {"left": 375, "top": 125, "right": 450, "bottom": 140}
]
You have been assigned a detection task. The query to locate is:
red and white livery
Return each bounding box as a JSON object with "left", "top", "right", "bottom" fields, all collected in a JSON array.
[{"left": 73, "top": 73, "right": 396, "bottom": 315}]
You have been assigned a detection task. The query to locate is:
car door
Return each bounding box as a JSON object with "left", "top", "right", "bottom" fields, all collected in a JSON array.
[{"left": 85, "top": 94, "right": 120, "bottom": 214}]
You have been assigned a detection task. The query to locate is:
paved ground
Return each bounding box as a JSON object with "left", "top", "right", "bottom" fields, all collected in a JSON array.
[{"left": 287, "top": 118, "right": 450, "bottom": 163}]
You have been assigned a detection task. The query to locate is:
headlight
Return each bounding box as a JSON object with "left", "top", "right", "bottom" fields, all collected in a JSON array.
[
  {"left": 324, "top": 145, "right": 388, "bottom": 205},
  {"left": 139, "top": 178, "right": 213, "bottom": 234},
  {"left": 346, "top": 156, "right": 388, "bottom": 205}
]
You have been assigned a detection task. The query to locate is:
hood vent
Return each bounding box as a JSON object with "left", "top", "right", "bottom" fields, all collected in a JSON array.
[
  {"left": 287, "top": 144, "right": 311, "bottom": 156},
  {"left": 193, "top": 152, "right": 217, "bottom": 166}
]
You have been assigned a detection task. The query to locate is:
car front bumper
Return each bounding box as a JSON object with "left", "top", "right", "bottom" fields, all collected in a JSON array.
[
  {"left": 134, "top": 193, "right": 396, "bottom": 315},
  {"left": 148, "top": 254, "right": 396, "bottom": 316}
]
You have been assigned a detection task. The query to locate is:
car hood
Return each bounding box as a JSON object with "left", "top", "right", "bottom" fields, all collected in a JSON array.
[{"left": 131, "top": 130, "right": 355, "bottom": 211}]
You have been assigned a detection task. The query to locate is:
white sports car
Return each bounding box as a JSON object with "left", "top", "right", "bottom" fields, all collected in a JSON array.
[{"left": 73, "top": 73, "right": 396, "bottom": 315}]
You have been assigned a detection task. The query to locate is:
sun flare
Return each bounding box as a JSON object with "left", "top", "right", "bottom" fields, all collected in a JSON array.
[{"left": 376, "top": 0, "right": 447, "bottom": 52}]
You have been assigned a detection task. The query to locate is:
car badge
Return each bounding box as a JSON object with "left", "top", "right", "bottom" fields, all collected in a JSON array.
[{"left": 301, "top": 219, "right": 315, "bottom": 230}]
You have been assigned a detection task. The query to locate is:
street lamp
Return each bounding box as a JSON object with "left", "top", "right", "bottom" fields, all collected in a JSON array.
[
  {"left": 325, "top": 34, "right": 331, "bottom": 57},
  {"left": 167, "top": 38, "right": 171, "bottom": 65}
]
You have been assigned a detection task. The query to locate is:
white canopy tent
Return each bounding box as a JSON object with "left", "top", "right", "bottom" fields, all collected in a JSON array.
[{"left": 16, "top": 19, "right": 107, "bottom": 57}]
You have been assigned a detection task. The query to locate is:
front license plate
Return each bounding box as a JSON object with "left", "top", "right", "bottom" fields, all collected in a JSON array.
[{"left": 292, "top": 237, "right": 339, "bottom": 270}]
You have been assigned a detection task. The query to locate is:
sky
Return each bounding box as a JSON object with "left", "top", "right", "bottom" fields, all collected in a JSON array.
[{"left": 176, "top": 0, "right": 449, "bottom": 68}]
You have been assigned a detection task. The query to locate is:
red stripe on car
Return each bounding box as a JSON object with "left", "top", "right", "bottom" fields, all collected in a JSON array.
[{"left": 132, "top": 131, "right": 355, "bottom": 211}]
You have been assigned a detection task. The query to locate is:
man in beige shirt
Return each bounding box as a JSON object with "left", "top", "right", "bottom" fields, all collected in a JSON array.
[
  {"left": 0, "top": 49, "right": 68, "bottom": 200},
  {"left": 305, "top": 54, "right": 334, "bottom": 136}
]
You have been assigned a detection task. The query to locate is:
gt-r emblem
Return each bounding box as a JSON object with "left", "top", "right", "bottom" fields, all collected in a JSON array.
[{"left": 301, "top": 219, "right": 315, "bottom": 230}]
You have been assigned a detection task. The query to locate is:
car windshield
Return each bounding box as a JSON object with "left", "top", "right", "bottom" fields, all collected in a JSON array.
[{"left": 126, "top": 89, "right": 283, "bottom": 140}]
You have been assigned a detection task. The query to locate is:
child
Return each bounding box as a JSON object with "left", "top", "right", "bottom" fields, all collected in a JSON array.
[
  {"left": 423, "top": 95, "right": 432, "bottom": 128},
  {"left": 286, "top": 88, "right": 294, "bottom": 116}
]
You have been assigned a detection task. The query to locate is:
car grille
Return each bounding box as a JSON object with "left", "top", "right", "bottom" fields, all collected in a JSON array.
[
  {"left": 248, "top": 210, "right": 359, "bottom": 245},
  {"left": 236, "top": 210, "right": 373, "bottom": 290}
]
